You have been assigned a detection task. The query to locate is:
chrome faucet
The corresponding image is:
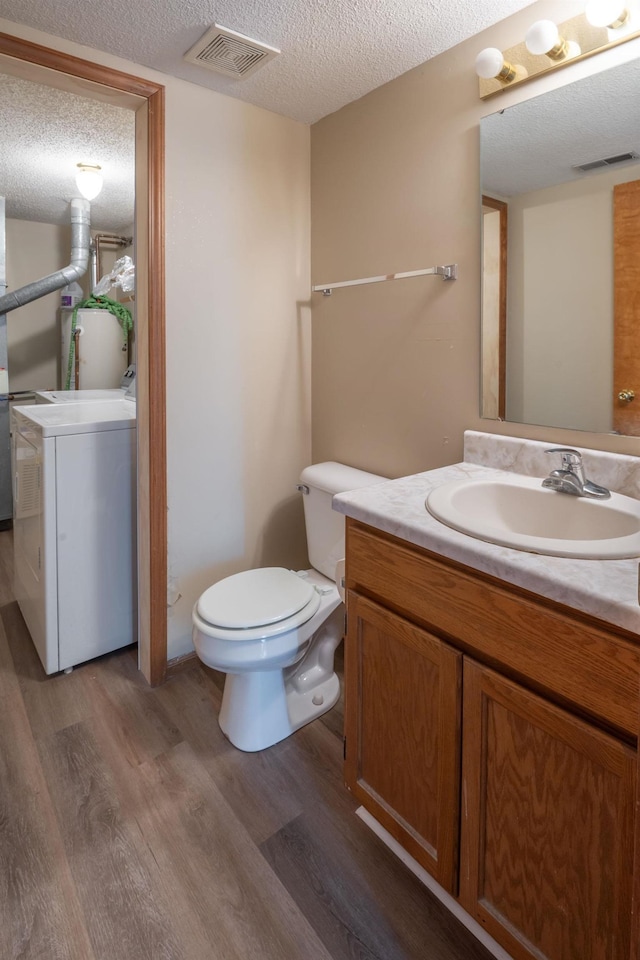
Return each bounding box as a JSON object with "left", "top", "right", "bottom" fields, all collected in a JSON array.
[{"left": 541, "top": 448, "right": 610, "bottom": 499}]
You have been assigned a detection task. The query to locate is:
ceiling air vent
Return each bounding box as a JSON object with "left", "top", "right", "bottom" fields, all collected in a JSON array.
[
  {"left": 184, "top": 24, "right": 280, "bottom": 79},
  {"left": 573, "top": 151, "right": 640, "bottom": 173}
]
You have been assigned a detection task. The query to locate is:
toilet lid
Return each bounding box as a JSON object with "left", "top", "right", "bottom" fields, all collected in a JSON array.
[{"left": 196, "top": 567, "right": 317, "bottom": 630}]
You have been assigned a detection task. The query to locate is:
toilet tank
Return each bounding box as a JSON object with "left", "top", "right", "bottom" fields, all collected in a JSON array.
[{"left": 299, "top": 462, "right": 386, "bottom": 580}]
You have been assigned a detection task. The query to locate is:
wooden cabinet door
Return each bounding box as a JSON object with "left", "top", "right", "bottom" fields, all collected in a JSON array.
[
  {"left": 344, "top": 591, "right": 462, "bottom": 893},
  {"left": 460, "top": 659, "right": 636, "bottom": 960},
  {"left": 613, "top": 179, "right": 640, "bottom": 435}
]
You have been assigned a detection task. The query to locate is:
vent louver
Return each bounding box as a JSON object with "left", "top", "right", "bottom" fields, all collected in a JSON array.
[
  {"left": 184, "top": 24, "right": 280, "bottom": 79},
  {"left": 574, "top": 151, "right": 640, "bottom": 173}
]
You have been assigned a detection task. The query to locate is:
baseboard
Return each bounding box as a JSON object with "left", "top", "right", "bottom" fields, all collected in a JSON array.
[
  {"left": 165, "top": 650, "right": 198, "bottom": 678},
  {"left": 356, "top": 807, "right": 514, "bottom": 960}
]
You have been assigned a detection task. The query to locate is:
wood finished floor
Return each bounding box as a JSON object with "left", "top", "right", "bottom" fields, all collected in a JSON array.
[{"left": 0, "top": 529, "right": 494, "bottom": 960}]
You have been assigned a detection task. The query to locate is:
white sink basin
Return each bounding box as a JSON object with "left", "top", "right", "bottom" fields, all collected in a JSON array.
[{"left": 425, "top": 475, "right": 640, "bottom": 559}]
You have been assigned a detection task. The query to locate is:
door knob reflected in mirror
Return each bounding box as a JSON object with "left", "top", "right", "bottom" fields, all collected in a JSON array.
[{"left": 618, "top": 389, "right": 635, "bottom": 403}]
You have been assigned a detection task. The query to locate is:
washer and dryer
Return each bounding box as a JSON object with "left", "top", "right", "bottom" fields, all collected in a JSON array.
[{"left": 11, "top": 399, "right": 137, "bottom": 674}]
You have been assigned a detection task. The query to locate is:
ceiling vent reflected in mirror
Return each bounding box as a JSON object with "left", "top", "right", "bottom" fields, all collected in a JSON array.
[
  {"left": 184, "top": 24, "right": 280, "bottom": 79},
  {"left": 573, "top": 151, "right": 640, "bottom": 172}
]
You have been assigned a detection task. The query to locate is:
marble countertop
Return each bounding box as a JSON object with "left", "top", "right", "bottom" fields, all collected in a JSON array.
[{"left": 333, "top": 451, "right": 640, "bottom": 638}]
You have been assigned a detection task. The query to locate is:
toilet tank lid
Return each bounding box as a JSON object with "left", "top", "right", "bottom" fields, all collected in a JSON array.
[{"left": 300, "top": 461, "right": 387, "bottom": 496}]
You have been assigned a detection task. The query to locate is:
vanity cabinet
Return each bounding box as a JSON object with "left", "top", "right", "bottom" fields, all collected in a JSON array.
[
  {"left": 344, "top": 591, "right": 462, "bottom": 892},
  {"left": 461, "top": 660, "right": 635, "bottom": 960},
  {"left": 344, "top": 519, "right": 640, "bottom": 960}
]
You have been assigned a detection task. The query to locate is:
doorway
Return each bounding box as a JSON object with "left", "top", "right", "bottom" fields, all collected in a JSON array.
[{"left": 0, "top": 31, "right": 167, "bottom": 685}]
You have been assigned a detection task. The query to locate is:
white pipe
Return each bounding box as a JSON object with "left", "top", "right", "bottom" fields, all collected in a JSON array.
[{"left": 0, "top": 199, "right": 91, "bottom": 315}]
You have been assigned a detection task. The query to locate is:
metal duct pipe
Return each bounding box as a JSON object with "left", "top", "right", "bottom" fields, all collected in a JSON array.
[
  {"left": 90, "top": 240, "right": 98, "bottom": 292},
  {"left": 0, "top": 198, "right": 90, "bottom": 315}
]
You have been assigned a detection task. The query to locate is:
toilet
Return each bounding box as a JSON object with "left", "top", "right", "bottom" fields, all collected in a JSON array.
[{"left": 192, "top": 461, "right": 386, "bottom": 752}]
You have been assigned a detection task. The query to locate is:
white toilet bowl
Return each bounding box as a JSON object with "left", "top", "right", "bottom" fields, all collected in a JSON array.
[
  {"left": 192, "top": 461, "right": 387, "bottom": 753},
  {"left": 192, "top": 566, "right": 344, "bottom": 752}
]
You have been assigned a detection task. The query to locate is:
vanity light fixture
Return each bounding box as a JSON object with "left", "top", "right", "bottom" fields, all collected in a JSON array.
[
  {"left": 525, "top": 19, "right": 580, "bottom": 60},
  {"left": 585, "top": 0, "right": 630, "bottom": 28},
  {"left": 75, "top": 163, "right": 103, "bottom": 201},
  {"left": 474, "top": 47, "right": 517, "bottom": 83},
  {"left": 476, "top": 4, "right": 640, "bottom": 99}
]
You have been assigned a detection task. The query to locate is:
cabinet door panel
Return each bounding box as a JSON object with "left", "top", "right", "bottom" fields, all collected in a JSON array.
[
  {"left": 461, "top": 659, "right": 636, "bottom": 960},
  {"left": 344, "top": 591, "right": 462, "bottom": 893}
]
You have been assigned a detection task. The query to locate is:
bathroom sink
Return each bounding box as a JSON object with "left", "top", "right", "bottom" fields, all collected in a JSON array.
[{"left": 425, "top": 475, "right": 640, "bottom": 559}]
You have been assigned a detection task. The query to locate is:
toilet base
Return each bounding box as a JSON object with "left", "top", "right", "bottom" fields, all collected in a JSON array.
[
  {"left": 285, "top": 670, "right": 340, "bottom": 735},
  {"left": 219, "top": 668, "right": 340, "bottom": 753}
]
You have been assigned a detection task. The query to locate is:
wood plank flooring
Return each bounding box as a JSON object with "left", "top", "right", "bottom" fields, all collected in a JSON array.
[{"left": 0, "top": 529, "right": 495, "bottom": 960}]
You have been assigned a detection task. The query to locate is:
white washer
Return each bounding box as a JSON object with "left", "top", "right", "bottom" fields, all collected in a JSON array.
[
  {"left": 11, "top": 399, "right": 137, "bottom": 674},
  {"left": 35, "top": 389, "right": 129, "bottom": 403},
  {"left": 35, "top": 364, "right": 136, "bottom": 404}
]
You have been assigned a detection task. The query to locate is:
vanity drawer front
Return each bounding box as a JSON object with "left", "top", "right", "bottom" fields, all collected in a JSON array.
[{"left": 346, "top": 520, "right": 640, "bottom": 737}]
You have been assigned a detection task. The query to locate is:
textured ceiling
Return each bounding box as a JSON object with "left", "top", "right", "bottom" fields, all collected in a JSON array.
[
  {"left": 0, "top": 0, "right": 536, "bottom": 228},
  {"left": 481, "top": 56, "right": 640, "bottom": 197},
  {"left": 0, "top": 0, "right": 536, "bottom": 124},
  {"left": 0, "top": 74, "right": 135, "bottom": 231}
]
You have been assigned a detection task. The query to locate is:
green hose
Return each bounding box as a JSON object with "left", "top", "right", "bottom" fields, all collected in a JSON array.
[{"left": 65, "top": 296, "right": 133, "bottom": 390}]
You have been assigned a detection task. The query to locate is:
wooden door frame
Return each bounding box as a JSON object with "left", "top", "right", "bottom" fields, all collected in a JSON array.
[
  {"left": 481, "top": 195, "right": 507, "bottom": 421},
  {"left": 613, "top": 179, "right": 640, "bottom": 436},
  {"left": 0, "top": 31, "right": 167, "bottom": 685}
]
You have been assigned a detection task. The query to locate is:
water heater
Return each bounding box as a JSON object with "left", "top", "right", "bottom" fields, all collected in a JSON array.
[{"left": 61, "top": 307, "right": 128, "bottom": 389}]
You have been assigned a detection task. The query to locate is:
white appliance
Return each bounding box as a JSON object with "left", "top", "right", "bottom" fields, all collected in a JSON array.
[
  {"left": 35, "top": 364, "right": 136, "bottom": 404},
  {"left": 61, "top": 307, "right": 129, "bottom": 390},
  {"left": 11, "top": 399, "right": 137, "bottom": 674}
]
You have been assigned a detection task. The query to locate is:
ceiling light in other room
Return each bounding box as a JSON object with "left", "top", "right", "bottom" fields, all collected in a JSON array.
[{"left": 76, "top": 163, "right": 103, "bottom": 201}]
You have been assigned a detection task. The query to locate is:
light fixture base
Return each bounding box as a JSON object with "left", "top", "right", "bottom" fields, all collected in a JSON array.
[{"left": 477, "top": 11, "right": 640, "bottom": 99}]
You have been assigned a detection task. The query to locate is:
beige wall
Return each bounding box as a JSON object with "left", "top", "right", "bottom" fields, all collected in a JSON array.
[
  {"left": 311, "top": 1, "right": 640, "bottom": 479},
  {"left": 516, "top": 190, "right": 612, "bottom": 432},
  {"left": 5, "top": 218, "right": 69, "bottom": 392},
  {"left": 163, "top": 80, "right": 311, "bottom": 656},
  {"left": 506, "top": 163, "right": 640, "bottom": 433},
  {"left": 0, "top": 19, "right": 311, "bottom": 661}
]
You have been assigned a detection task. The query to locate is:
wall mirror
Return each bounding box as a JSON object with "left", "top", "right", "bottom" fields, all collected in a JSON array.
[{"left": 480, "top": 55, "right": 640, "bottom": 436}]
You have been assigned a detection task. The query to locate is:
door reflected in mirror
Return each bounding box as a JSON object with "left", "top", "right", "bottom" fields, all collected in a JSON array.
[{"left": 480, "top": 56, "right": 640, "bottom": 436}]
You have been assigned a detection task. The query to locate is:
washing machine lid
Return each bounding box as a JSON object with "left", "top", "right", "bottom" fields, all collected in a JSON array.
[{"left": 196, "top": 567, "right": 317, "bottom": 630}]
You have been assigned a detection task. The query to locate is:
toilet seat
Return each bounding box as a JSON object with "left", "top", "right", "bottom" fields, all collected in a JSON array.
[{"left": 196, "top": 567, "right": 322, "bottom": 642}]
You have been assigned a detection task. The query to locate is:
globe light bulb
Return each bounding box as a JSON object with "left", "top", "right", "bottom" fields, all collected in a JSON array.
[
  {"left": 475, "top": 48, "right": 516, "bottom": 82},
  {"left": 585, "top": 0, "right": 629, "bottom": 28},
  {"left": 525, "top": 19, "right": 580, "bottom": 60},
  {"left": 75, "top": 163, "right": 103, "bottom": 201},
  {"left": 526, "top": 20, "right": 561, "bottom": 54}
]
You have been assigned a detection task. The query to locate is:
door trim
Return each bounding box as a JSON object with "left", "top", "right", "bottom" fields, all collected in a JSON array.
[{"left": 0, "top": 31, "right": 167, "bottom": 685}]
